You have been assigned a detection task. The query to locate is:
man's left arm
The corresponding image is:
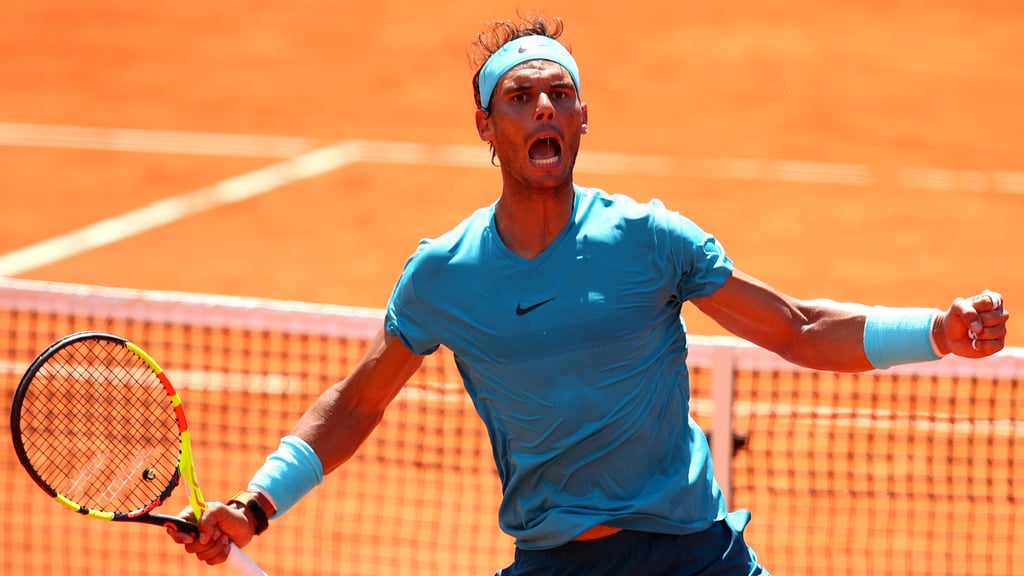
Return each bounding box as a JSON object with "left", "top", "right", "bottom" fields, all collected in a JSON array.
[{"left": 692, "top": 269, "right": 1008, "bottom": 372}]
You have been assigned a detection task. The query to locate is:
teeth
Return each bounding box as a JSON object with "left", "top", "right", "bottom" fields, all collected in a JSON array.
[{"left": 532, "top": 155, "right": 559, "bottom": 167}]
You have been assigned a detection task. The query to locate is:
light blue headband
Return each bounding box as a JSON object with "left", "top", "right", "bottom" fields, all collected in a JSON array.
[{"left": 478, "top": 35, "right": 580, "bottom": 110}]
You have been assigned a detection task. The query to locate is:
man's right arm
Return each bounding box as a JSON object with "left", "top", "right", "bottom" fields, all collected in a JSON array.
[
  {"left": 170, "top": 327, "right": 424, "bottom": 565},
  {"left": 291, "top": 327, "right": 424, "bottom": 474}
]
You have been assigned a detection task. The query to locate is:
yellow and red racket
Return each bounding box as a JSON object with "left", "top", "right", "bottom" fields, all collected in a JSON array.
[{"left": 10, "top": 331, "right": 267, "bottom": 575}]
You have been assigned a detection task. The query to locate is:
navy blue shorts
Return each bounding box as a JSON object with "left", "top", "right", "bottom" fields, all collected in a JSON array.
[{"left": 496, "top": 510, "right": 769, "bottom": 576}]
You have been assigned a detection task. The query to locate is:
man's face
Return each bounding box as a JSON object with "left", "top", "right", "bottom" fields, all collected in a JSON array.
[{"left": 476, "top": 59, "right": 588, "bottom": 191}]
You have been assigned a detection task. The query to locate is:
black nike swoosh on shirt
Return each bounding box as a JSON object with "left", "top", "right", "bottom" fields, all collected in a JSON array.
[{"left": 516, "top": 297, "right": 555, "bottom": 316}]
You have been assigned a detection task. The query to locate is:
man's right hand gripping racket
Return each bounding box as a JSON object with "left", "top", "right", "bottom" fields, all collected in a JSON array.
[{"left": 9, "top": 331, "right": 268, "bottom": 575}]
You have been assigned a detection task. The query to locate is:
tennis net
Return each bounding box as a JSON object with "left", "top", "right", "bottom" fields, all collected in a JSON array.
[{"left": 1, "top": 276, "right": 1020, "bottom": 575}]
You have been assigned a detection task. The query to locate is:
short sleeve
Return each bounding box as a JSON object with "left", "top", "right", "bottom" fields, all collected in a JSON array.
[
  {"left": 650, "top": 201, "right": 733, "bottom": 301},
  {"left": 384, "top": 246, "right": 442, "bottom": 356}
]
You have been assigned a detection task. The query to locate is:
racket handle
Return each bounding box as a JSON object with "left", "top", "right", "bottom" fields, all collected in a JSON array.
[{"left": 226, "top": 542, "right": 269, "bottom": 576}]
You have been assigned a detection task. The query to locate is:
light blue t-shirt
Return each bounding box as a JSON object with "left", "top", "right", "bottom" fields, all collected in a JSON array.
[{"left": 385, "top": 185, "right": 733, "bottom": 550}]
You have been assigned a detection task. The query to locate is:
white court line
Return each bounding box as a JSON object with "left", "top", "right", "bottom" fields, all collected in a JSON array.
[
  {"left": 3, "top": 123, "right": 1023, "bottom": 190},
  {"left": 1, "top": 123, "right": 1023, "bottom": 276},
  {"left": 351, "top": 139, "right": 677, "bottom": 176},
  {"left": 0, "top": 122, "right": 317, "bottom": 158},
  {"left": 0, "top": 141, "right": 363, "bottom": 276}
]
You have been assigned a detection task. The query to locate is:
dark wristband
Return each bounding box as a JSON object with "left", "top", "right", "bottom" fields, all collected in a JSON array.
[{"left": 229, "top": 490, "right": 270, "bottom": 535}]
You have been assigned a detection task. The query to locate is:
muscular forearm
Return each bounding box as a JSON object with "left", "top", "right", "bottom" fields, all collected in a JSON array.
[
  {"left": 772, "top": 299, "right": 875, "bottom": 372},
  {"left": 699, "top": 270, "right": 1007, "bottom": 373},
  {"left": 290, "top": 330, "right": 422, "bottom": 473},
  {"left": 291, "top": 381, "right": 390, "bottom": 475},
  {"left": 693, "top": 271, "right": 977, "bottom": 373},
  {"left": 243, "top": 328, "right": 423, "bottom": 519},
  {"left": 695, "top": 277, "right": 876, "bottom": 372}
]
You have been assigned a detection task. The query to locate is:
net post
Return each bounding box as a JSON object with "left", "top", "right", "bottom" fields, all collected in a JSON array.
[{"left": 710, "top": 338, "right": 736, "bottom": 508}]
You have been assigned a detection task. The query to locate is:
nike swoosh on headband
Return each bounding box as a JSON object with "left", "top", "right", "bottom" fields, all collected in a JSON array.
[{"left": 478, "top": 35, "right": 580, "bottom": 110}]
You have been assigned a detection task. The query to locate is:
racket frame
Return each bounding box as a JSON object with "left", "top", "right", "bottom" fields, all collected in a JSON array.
[{"left": 10, "top": 331, "right": 267, "bottom": 575}]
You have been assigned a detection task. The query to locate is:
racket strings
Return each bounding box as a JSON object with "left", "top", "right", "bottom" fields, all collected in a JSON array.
[{"left": 17, "top": 338, "right": 181, "bottom": 515}]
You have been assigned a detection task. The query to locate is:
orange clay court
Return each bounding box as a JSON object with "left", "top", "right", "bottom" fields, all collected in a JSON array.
[{"left": 1, "top": 1, "right": 1022, "bottom": 575}]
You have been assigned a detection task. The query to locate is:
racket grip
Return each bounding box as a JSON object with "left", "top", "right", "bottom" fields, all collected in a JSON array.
[{"left": 225, "top": 542, "right": 269, "bottom": 576}]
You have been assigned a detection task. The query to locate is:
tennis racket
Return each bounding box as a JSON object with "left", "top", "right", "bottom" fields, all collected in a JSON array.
[{"left": 10, "top": 331, "right": 268, "bottom": 575}]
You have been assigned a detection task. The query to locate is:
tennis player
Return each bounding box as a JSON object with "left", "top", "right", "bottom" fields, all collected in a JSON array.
[{"left": 169, "top": 14, "right": 1009, "bottom": 575}]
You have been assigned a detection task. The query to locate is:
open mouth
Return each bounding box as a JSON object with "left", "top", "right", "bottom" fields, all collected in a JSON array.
[{"left": 528, "top": 137, "right": 561, "bottom": 167}]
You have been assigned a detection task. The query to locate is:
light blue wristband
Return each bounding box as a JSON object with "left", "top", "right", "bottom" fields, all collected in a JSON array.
[
  {"left": 249, "top": 435, "right": 324, "bottom": 518},
  {"left": 863, "top": 306, "right": 942, "bottom": 369}
]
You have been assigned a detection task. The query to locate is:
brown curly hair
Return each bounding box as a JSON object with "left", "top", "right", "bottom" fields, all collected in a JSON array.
[{"left": 469, "top": 13, "right": 568, "bottom": 112}]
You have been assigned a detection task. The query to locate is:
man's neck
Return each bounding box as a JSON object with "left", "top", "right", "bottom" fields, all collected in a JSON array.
[{"left": 494, "top": 183, "right": 574, "bottom": 260}]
